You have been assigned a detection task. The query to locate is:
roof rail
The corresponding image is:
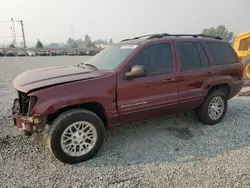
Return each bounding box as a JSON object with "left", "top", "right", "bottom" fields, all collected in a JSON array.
[
  {"left": 120, "top": 38, "right": 131, "bottom": 42},
  {"left": 120, "top": 33, "right": 159, "bottom": 42},
  {"left": 120, "top": 33, "right": 223, "bottom": 42},
  {"left": 148, "top": 34, "right": 223, "bottom": 40},
  {"left": 147, "top": 33, "right": 171, "bottom": 39}
]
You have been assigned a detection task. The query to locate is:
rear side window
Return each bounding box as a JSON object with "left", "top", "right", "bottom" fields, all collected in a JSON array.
[
  {"left": 196, "top": 43, "right": 210, "bottom": 67},
  {"left": 177, "top": 42, "right": 202, "bottom": 71},
  {"left": 207, "top": 42, "right": 238, "bottom": 65}
]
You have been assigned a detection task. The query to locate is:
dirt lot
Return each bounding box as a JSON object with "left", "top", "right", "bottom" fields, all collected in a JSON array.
[{"left": 1, "top": 56, "right": 250, "bottom": 188}]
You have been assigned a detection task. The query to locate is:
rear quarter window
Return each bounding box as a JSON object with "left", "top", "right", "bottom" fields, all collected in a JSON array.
[{"left": 207, "top": 42, "right": 238, "bottom": 65}]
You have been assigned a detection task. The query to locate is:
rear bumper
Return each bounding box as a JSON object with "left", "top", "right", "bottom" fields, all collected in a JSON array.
[{"left": 229, "top": 80, "right": 244, "bottom": 99}]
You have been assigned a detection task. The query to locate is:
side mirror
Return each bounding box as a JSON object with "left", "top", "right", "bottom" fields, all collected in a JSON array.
[{"left": 125, "top": 65, "right": 147, "bottom": 79}]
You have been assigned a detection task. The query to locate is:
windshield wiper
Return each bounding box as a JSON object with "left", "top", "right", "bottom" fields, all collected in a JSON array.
[
  {"left": 75, "top": 62, "right": 86, "bottom": 68},
  {"left": 84, "top": 63, "right": 98, "bottom": 70},
  {"left": 75, "top": 62, "right": 98, "bottom": 70}
]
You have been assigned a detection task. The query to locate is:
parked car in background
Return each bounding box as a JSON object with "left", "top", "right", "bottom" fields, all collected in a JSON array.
[
  {"left": 6, "top": 51, "right": 16, "bottom": 56},
  {"left": 85, "top": 50, "right": 98, "bottom": 56},
  {"left": 67, "top": 52, "right": 75, "bottom": 56},
  {"left": 73, "top": 51, "right": 80, "bottom": 56},
  {"left": 0, "top": 50, "right": 5, "bottom": 56},
  {"left": 27, "top": 50, "right": 36, "bottom": 56},
  {"left": 56, "top": 51, "right": 64, "bottom": 56},
  {"left": 79, "top": 51, "right": 86, "bottom": 56},
  {"left": 37, "top": 50, "right": 48, "bottom": 56},
  {"left": 11, "top": 33, "right": 244, "bottom": 164},
  {"left": 85, "top": 50, "right": 90, "bottom": 55},
  {"left": 17, "top": 51, "right": 26, "bottom": 56},
  {"left": 50, "top": 51, "right": 57, "bottom": 56}
]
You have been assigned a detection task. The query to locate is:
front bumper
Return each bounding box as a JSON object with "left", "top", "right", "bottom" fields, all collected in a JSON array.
[{"left": 12, "top": 98, "right": 46, "bottom": 133}]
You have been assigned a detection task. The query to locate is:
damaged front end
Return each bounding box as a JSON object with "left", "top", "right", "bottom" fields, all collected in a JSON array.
[{"left": 12, "top": 91, "right": 46, "bottom": 135}]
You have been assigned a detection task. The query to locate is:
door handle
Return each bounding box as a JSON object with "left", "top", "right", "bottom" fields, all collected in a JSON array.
[
  {"left": 161, "top": 78, "right": 175, "bottom": 83},
  {"left": 204, "top": 71, "right": 214, "bottom": 76},
  {"left": 174, "top": 76, "right": 185, "bottom": 82}
]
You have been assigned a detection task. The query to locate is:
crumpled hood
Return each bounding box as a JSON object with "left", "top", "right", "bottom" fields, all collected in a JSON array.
[{"left": 13, "top": 65, "right": 108, "bottom": 93}]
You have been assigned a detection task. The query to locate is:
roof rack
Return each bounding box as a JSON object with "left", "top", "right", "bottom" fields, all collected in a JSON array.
[
  {"left": 120, "top": 33, "right": 160, "bottom": 42},
  {"left": 148, "top": 34, "right": 223, "bottom": 40},
  {"left": 120, "top": 33, "right": 222, "bottom": 42},
  {"left": 147, "top": 33, "right": 171, "bottom": 39}
]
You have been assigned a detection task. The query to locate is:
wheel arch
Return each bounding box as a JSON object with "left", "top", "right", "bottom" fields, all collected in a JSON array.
[
  {"left": 208, "top": 83, "right": 230, "bottom": 99},
  {"left": 46, "top": 102, "right": 108, "bottom": 128}
]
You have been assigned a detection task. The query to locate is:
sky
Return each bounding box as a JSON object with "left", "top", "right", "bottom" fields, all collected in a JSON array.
[{"left": 1, "top": 0, "right": 250, "bottom": 47}]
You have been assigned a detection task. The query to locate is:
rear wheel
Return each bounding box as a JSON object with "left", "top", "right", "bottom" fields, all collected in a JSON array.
[
  {"left": 242, "top": 55, "right": 250, "bottom": 80},
  {"left": 47, "top": 109, "right": 105, "bottom": 164},
  {"left": 196, "top": 90, "right": 227, "bottom": 125}
]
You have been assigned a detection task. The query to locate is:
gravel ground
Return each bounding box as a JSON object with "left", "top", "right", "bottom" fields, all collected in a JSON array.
[{"left": 1, "top": 56, "right": 250, "bottom": 188}]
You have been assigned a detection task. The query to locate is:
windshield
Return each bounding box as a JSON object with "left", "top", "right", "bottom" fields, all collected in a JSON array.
[{"left": 83, "top": 44, "right": 138, "bottom": 71}]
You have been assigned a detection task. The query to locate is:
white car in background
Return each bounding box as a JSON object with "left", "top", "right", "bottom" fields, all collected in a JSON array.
[{"left": 27, "top": 50, "right": 36, "bottom": 56}]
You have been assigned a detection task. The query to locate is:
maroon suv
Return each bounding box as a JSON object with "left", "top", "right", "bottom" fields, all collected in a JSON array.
[{"left": 12, "top": 33, "right": 244, "bottom": 164}]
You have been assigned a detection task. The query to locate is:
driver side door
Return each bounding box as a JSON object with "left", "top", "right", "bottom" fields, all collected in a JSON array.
[{"left": 116, "top": 42, "right": 179, "bottom": 124}]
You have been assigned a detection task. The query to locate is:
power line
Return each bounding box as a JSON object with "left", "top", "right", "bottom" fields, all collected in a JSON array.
[
  {"left": 0, "top": 21, "right": 12, "bottom": 23},
  {"left": 0, "top": 36, "right": 23, "bottom": 38},
  {"left": 0, "top": 20, "right": 24, "bottom": 23},
  {"left": 0, "top": 18, "right": 27, "bottom": 48}
]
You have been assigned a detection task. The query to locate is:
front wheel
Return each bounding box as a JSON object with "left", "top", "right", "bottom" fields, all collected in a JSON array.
[
  {"left": 47, "top": 109, "right": 105, "bottom": 164},
  {"left": 196, "top": 90, "right": 227, "bottom": 125}
]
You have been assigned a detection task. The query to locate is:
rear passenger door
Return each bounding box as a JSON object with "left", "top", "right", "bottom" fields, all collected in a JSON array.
[{"left": 176, "top": 41, "right": 214, "bottom": 110}]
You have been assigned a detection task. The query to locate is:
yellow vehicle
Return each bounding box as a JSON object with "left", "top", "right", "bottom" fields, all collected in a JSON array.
[{"left": 233, "top": 31, "right": 250, "bottom": 79}]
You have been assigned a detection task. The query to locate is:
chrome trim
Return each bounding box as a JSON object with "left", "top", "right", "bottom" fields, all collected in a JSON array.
[{"left": 121, "top": 101, "right": 148, "bottom": 108}]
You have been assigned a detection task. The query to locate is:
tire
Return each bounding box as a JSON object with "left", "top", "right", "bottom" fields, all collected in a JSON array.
[
  {"left": 23, "top": 130, "right": 32, "bottom": 136},
  {"left": 196, "top": 90, "right": 227, "bottom": 125},
  {"left": 47, "top": 109, "right": 105, "bottom": 164},
  {"left": 242, "top": 55, "right": 250, "bottom": 80}
]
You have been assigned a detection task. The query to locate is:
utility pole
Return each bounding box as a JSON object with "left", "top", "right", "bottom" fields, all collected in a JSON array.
[
  {"left": 20, "top": 20, "right": 27, "bottom": 49},
  {"left": 10, "top": 27, "right": 14, "bottom": 43},
  {"left": 71, "top": 24, "right": 74, "bottom": 39},
  {"left": 11, "top": 18, "right": 17, "bottom": 46}
]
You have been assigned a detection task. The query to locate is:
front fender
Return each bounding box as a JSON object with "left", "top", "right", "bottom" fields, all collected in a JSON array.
[
  {"left": 28, "top": 72, "right": 117, "bottom": 117},
  {"left": 33, "top": 95, "right": 111, "bottom": 115}
]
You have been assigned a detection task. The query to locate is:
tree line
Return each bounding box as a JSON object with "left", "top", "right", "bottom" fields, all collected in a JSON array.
[
  {"left": 201, "top": 25, "right": 234, "bottom": 42},
  {"left": 35, "top": 34, "right": 113, "bottom": 49},
  {"left": 8, "top": 25, "right": 235, "bottom": 48}
]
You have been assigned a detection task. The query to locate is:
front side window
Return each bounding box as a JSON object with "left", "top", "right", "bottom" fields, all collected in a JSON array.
[
  {"left": 177, "top": 42, "right": 202, "bottom": 71},
  {"left": 131, "top": 43, "right": 172, "bottom": 76}
]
